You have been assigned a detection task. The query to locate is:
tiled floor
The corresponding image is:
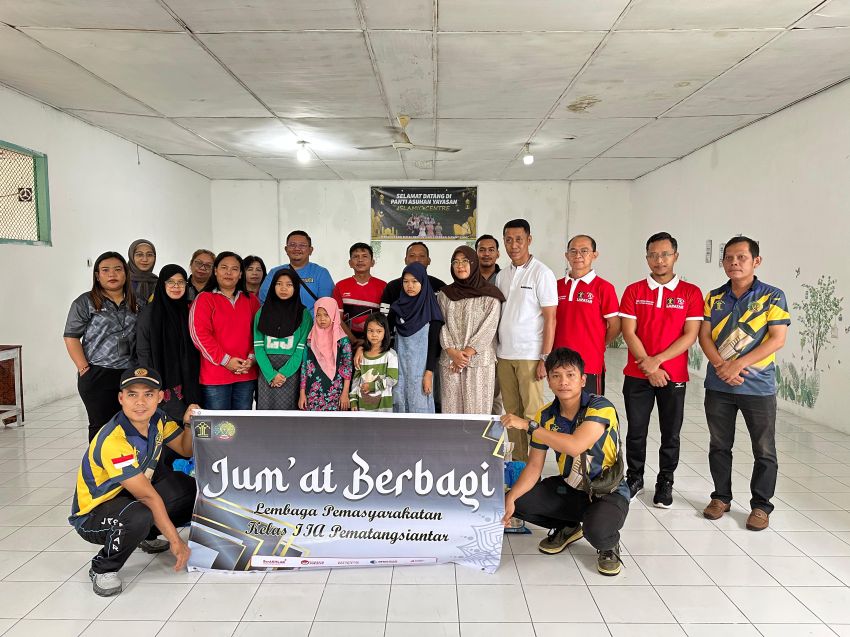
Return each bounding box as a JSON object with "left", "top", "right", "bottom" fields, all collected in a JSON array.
[{"left": 3, "top": 350, "right": 850, "bottom": 635}]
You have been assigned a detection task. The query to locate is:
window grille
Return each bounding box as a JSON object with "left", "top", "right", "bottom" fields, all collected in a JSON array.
[{"left": 0, "top": 140, "right": 50, "bottom": 246}]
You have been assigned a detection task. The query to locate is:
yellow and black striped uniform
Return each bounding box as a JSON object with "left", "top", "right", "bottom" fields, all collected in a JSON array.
[
  {"left": 703, "top": 277, "right": 790, "bottom": 395},
  {"left": 530, "top": 391, "right": 629, "bottom": 500}
]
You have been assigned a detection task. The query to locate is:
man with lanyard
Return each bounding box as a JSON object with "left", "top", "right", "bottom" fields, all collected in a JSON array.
[
  {"left": 476, "top": 234, "right": 501, "bottom": 283},
  {"left": 700, "top": 236, "right": 789, "bottom": 531},
  {"left": 259, "top": 230, "right": 334, "bottom": 309},
  {"left": 333, "top": 242, "right": 387, "bottom": 348},
  {"left": 502, "top": 348, "right": 629, "bottom": 575},
  {"left": 495, "top": 218, "right": 557, "bottom": 462},
  {"left": 554, "top": 234, "right": 620, "bottom": 395},
  {"left": 619, "top": 232, "right": 703, "bottom": 508},
  {"left": 68, "top": 367, "right": 195, "bottom": 596}
]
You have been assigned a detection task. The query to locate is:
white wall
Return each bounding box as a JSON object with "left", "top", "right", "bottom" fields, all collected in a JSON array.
[
  {"left": 210, "top": 180, "right": 635, "bottom": 287},
  {"left": 0, "top": 86, "right": 211, "bottom": 409},
  {"left": 630, "top": 79, "right": 850, "bottom": 426}
]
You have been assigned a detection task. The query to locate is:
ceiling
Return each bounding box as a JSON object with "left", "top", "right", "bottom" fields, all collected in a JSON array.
[{"left": 1, "top": 0, "right": 848, "bottom": 181}]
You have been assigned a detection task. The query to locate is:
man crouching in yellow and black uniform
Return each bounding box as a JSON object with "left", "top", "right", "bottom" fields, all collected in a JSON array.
[
  {"left": 502, "top": 348, "right": 629, "bottom": 576},
  {"left": 68, "top": 367, "right": 195, "bottom": 596}
]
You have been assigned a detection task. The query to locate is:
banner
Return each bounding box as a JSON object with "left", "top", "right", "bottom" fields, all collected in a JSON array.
[
  {"left": 371, "top": 186, "right": 477, "bottom": 240},
  {"left": 187, "top": 411, "right": 506, "bottom": 573}
]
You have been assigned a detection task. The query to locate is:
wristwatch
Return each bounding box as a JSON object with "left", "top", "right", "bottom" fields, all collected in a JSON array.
[
  {"left": 539, "top": 353, "right": 549, "bottom": 361},
  {"left": 526, "top": 419, "right": 540, "bottom": 435}
]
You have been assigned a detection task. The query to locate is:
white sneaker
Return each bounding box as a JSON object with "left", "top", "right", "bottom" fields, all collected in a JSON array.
[{"left": 89, "top": 568, "right": 122, "bottom": 596}]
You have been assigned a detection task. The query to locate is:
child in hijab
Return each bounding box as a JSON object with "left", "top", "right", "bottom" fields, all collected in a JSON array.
[
  {"left": 254, "top": 269, "right": 313, "bottom": 410},
  {"left": 128, "top": 239, "right": 158, "bottom": 302},
  {"left": 299, "top": 297, "right": 353, "bottom": 411},
  {"left": 389, "top": 262, "right": 444, "bottom": 413}
]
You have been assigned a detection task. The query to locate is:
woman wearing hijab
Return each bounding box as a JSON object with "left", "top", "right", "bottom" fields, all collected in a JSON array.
[
  {"left": 136, "top": 264, "right": 202, "bottom": 425},
  {"left": 254, "top": 269, "right": 313, "bottom": 410},
  {"left": 436, "top": 246, "right": 505, "bottom": 414},
  {"left": 299, "top": 297, "right": 352, "bottom": 411},
  {"left": 389, "top": 262, "right": 444, "bottom": 414},
  {"left": 128, "top": 239, "right": 158, "bottom": 302}
]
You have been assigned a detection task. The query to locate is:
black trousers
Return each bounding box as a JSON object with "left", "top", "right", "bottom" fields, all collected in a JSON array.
[
  {"left": 513, "top": 476, "right": 629, "bottom": 551},
  {"left": 623, "top": 375, "right": 687, "bottom": 480},
  {"left": 74, "top": 470, "right": 196, "bottom": 574},
  {"left": 705, "top": 389, "right": 778, "bottom": 514},
  {"left": 585, "top": 372, "right": 605, "bottom": 396},
  {"left": 78, "top": 365, "right": 124, "bottom": 441}
]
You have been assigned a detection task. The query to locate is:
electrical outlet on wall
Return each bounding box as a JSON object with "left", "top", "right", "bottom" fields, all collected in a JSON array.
[{"left": 705, "top": 239, "right": 712, "bottom": 264}]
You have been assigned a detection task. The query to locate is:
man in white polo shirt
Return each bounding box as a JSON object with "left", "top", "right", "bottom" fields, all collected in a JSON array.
[{"left": 496, "top": 218, "right": 558, "bottom": 462}]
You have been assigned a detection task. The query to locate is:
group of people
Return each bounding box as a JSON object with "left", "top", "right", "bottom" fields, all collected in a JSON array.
[
  {"left": 406, "top": 213, "right": 444, "bottom": 237},
  {"left": 64, "top": 221, "right": 789, "bottom": 594}
]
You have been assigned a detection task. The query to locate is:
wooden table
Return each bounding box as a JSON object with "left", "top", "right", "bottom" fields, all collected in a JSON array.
[{"left": 0, "top": 345, "right": 24, "bottom": 427}]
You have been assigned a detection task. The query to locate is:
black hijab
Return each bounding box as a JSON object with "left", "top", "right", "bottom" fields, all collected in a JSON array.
[
  {"left": 441, "top": 245, "right": 505, "bottom": 303},
  {"left": 257, "top": 268, "right": 306, "bottom": 338},
  {"left": 390, "top": 262, "right": 444, "bottom": 337},
  {"left": 148, "top": 264, "right": 201, "bottom": 404}
]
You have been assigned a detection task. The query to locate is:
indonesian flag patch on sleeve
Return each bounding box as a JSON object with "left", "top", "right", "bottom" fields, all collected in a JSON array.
[{"left": 111, "top": 454, "right": 136, "bottom": 470}]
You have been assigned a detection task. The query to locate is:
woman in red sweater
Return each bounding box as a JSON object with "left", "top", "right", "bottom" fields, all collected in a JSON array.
[{"left": 189, "top": 251, "right": 261, "bottom": 410}]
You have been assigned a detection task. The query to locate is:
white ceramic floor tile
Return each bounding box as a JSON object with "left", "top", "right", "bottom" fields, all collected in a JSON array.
[
  {"left": 80, "top": 620, "right": 164, "bottom": 637},
  {"left": 26, "top": 581, "right": 115, "bottom": 619},
  {"left": 314, "top": 584, "right": 391, "bottom": 622},
  {"left": 385, "top": 624, "right": 462, "bottom": 637},
  {"left": 723, "top": 586, "right": 820, "bottom": 623},
  {"left": 589, "top": 585, "right": 676, "bottom": 624},
  {"left": 690, "top": 557, "right": 776, "bottom": 591},
  {"left": 632, "top": 555, "right": 713, "bottom": 585},
  {"left": 654, "top": 585, "right": 746, "bottom": 623},
  {"left": 456, "top": 584, "right": 531, "bottom": 622},
  {"left": 0, "top": 550, "right": 38, "bottom": 579},
  {"left": 0, "top": 505, "right": 52, "bottom": 526},
  {"left": 683, "top": 625, "right": 760, "bottom": 637},
  {"left": 0, "top": 525, "right": 71, "bottom": 551},
  {"left": 99, "top": 582, "right": 193, "bottom": 620},
  {"left": 757, "top": 556, "right": 843, "bottom": 586},
  {"left": 386, "top": 583, "right": 459, "bottom": 622},
  {"left": 668, "top": 530, "right": 744, "bottom": 556},
  {"left": 327, "top": 565, "right": 393, "bottom": 584},
  {"left": 723, "top": 530, "right": 804, "bottom": 556},
  {"left": 534, "top": 624, "right": 611, "bottom": 637},
  {"left": 309, "top": 623, "right": 386, "bottom": 637},
  {"left": 514, "top": 553, "right": 584, "bottom": 585},
  {"left": 607, "top": 625, "right": 686, "bottom": 636},
  {"left": 170, "top": 582, "right": 261, "bottom": 621},
  {"left": 621, "top": 530, "right": 686, "bottom": 556},
  {"left": 788, "top": 587, "right": 850, "bottom": 623},
  {"left": 4, "top": 551, "right": 92, "bottom": 582},
  {"left": 241, "top": 583, "right": 324, "bottom": 622},
  {"left": 2, "top": 619, "right": 91, "bottom": 636},
  {"left": 391, "top": 563, "right": 456, "bottom": 584},
  {"left": 232, "top": 623, "right": 312, "bottom": 637},
  {"left": 779, "top": 531, "right": 850, "bottom": 556},
  {"left": 524, "top": 584, "right": 601, "bottom": 622},
  {"left": 755, "top": 625, "right": 838, "bottom": 637},
  {"left": 459, "top": 623, "right": 536, "bottom": 637},
  {"left": 156, "top": 621, "right": 240, "bottom": 637}
]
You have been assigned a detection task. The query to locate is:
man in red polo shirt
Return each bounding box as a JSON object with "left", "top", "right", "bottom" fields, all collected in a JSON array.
[
  {"left": 553, "top": 234, "right": 620, "bottom": 395},
  {"left": 332, "top": 242, "right": 387, "bottom": 348},
  {"left": 619, "top": 232, "right": 702, "bottom": 508}
]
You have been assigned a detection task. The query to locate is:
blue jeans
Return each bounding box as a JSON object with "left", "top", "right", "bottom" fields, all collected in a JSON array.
[{"left": 202, "top": 381, "right": 255, "bottom": 410}]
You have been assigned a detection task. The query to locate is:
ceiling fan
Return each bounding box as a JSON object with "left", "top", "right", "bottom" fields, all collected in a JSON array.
[{"left": 356, "top": 115, "right": 461, "bottom": 153}]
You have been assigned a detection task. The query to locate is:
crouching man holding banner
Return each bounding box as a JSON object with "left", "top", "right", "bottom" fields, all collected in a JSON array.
[
  {"left": 502, "top": 348, "right": 629, "bottom": 576},
  {"left": 69, "top": 367, "right": 195, "bottom": 596}
]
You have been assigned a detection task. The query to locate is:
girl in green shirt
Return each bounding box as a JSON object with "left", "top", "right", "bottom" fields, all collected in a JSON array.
[{"left": 253, "top": 269, "right": 312, "bottom": 410}]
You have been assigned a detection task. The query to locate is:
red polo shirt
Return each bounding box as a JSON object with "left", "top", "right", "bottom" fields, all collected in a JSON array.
[
  {"left": 332, "top": 276, "right": 387, "bottom": 336},
  {"left": 619, "top": 275, "right": 703, "bottom": 382},
  {"left": 553, "top": 271, "right": 619, "bottom": 374}
]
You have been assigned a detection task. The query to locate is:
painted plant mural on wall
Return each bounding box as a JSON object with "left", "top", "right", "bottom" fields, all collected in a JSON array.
[{"left": 777, "top": 275, "right": 845, "bottom": 408}]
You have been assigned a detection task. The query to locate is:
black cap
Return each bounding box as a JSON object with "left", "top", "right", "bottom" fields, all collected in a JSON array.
[{"left": 119, "top": 367, "right": 163, "bottom": 390}]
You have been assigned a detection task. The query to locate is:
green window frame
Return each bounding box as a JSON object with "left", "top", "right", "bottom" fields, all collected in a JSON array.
[{"left": 0, "top": 139, "right": 51, "bottom": 246}]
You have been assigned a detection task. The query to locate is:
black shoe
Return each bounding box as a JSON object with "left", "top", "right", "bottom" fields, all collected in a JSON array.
[
  {"left": 626, "top": 473, "right": 644, "bottom": 500},
  {"left": 653, "top": 476, "right": 674, "bottom": 509}
]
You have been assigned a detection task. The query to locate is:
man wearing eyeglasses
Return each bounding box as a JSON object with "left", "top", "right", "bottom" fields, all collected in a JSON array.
[
  {"left": 699, "top": 237, "right": 789, "bottom": 531},
  {"left": 186, "top": 249, "right": 215, "bottom": 302},
  {"left": 259, "top": 230, "right": 334, "bottom": 309},
  {"left": 553, "top": 234, "right": 620, "bottom": 396},
  {"left": 619, "top": 232, "right": 703, "bottom": 508}
]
